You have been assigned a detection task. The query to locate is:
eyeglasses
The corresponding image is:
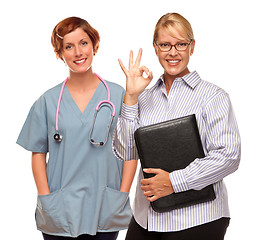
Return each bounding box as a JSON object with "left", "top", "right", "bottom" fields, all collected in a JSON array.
[{"left": 155, "top": 39, "right": 193, "bottom": 52}]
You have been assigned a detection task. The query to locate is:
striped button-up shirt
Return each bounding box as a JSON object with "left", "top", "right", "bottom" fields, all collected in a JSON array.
[{"left": 112, "top": 71, "right": 241, "bottom": 232}]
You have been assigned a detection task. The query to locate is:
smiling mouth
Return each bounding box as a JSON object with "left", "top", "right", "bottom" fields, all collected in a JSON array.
[
  {"left": 74, "top": 58, "right": 87, "bottom": 64},
  {"left": 166, "top": 59, "right": 181, "bottom": 64}
]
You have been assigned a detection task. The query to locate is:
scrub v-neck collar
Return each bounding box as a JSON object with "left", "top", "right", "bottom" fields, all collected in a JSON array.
[{"left": 63, "top": 81, "right": 103, "bottom": 124}]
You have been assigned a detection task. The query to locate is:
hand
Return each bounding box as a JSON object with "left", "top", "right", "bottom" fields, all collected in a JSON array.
[
  {"left": 141, "top": 168, "right": 174, "bottom": 202},
  {"left": 118, "top": 48, "right": 153, "bottom": 105}
]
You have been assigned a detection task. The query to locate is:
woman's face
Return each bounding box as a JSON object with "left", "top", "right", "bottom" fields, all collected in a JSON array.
[
  {"left": 61, "top": 27, "right": 97, "bottom": 73},
  {"left": 154, "top": 27, "right": 195, "bottom": 80}
]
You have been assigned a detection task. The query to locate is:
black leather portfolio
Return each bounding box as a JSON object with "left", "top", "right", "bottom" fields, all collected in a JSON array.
[{"left": 134, "top": 114, "right": 216, "bottom": 212}]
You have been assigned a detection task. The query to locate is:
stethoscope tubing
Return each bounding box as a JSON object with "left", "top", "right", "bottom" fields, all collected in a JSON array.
[
  {"left": 54, "top": 73, "right": 115, "bottom": 146},
  {"left": 96, "top": 100, "right": 115, "bottom": 116},
  {"left": 55, "top": 77, "right": 68, "bottom": 133}
]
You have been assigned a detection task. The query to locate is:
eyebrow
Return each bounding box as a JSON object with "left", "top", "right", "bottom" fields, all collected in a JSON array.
[
  {"left": 64, "top": 38, "right": 89, "bottom": 45},
  {"left": 159, "top": 39, "right": 190, "bottom": 43}
]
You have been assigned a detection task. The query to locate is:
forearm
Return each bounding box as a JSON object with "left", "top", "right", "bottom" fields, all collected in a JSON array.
[
  {"left": 120, "top": 160, "right": 138, "bottom": 192},
  {"left": 32, "top": 152, "right": 50, "bottom": 195},
  {"left": 170, "top": 149, "right": 240, "bottom": 193},
  {"left": 112, "top": 104, "right": 140, "bottom": 161},
  {"left": 171, "top": 93, "right": 241, "bottom": 193}
]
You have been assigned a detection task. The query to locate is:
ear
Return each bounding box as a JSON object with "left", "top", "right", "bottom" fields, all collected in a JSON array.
[
  {"left": 190, "top": 39, "right": 195, "bottom": 56},
  {"left": 153, "top": 42, "right": 159, "bottom": 55},
  {"left": 94, "top": 43, "right": 99, "bottom": 56}
]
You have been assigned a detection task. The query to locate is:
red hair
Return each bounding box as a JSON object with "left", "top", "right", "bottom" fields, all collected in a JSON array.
[{"left": 51, "top": 17, "right": 100, "bottom": 60}]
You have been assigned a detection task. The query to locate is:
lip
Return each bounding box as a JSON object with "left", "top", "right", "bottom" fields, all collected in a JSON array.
[
  {"left": 74, "top": 58, "right": 87, "bottom": 65},
  {"left": 166, "top": 59, "right": 181, "bottom": 66}
]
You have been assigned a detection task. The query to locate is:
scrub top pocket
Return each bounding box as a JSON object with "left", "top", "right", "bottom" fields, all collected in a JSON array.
[
  {"left": 98, "top": 187, "right": 132, "bottom": 231},
  {"left": 36, "top": 190, "right": 70, "bottom": 235}
]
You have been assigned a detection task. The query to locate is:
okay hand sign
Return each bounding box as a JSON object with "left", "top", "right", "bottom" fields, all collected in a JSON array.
[{"left": 118, "top": 48, "right": 153, "bottom": 106}]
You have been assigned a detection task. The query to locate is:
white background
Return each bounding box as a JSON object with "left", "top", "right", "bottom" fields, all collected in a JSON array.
[{"left": 1, "top": 0, "right": 260, "bottom": 239}]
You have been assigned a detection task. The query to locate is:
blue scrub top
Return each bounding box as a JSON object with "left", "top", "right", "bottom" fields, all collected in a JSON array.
[{"left": 17, "top": 79, "right": 132, "bottom": 237}]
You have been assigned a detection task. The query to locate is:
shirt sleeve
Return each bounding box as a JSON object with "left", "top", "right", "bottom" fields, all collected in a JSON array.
[
  {"left": 16, "top": 95, "right": 49, "bottom": 153},
  {"left": 170, "top": 91, "right": 241, "bottom": 193},
  {"left": 112, "top": 103, "right": 140, "bottom": 161}
]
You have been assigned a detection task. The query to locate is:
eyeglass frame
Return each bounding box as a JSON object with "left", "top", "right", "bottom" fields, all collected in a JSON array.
[{"left": 154, "top": 39, "right": 194, "bottom": 52}]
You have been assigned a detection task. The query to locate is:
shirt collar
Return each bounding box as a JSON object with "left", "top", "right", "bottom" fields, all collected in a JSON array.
[{"left": 156, "top": 71, "right": 201, "bottom": 90}]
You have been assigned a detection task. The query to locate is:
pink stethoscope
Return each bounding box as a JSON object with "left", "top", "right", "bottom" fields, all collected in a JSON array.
[{"left": 54, "top": 73, "right": 116, "bottom": 147}]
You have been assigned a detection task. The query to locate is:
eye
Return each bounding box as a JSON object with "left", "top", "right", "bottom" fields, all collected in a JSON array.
[
  {"left": 159, "top": 43, "right": 170, "bottom": 48},
  {"left": 177, "top": 42, "right": 188, "bottom": 47},
  {"left": 65, "top": 45, "right": 72, "bottom": 50},
  {"left": 81, "top": 41, "right": 88, "bottom": 46}
]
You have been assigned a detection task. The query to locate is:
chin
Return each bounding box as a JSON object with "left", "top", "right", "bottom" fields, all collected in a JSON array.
[
  {"left": 69, "top": 65, "right": 92, "bottom": 74},
  {"left": 165, "top": 67, "right": 189, "bottom": 79}
]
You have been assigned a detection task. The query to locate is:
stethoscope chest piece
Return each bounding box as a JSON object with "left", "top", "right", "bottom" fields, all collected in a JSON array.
[{"left": 54, "top": 133, "right": 63, "bottom": 143}]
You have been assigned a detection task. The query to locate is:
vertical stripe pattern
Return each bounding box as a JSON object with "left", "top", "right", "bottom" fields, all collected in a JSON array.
[{"left": 112, "top": 71, "right": 240, "bottom": 232}]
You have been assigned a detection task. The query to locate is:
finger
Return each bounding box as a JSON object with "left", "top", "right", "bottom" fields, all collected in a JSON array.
[
  {"left": 147, "top": 71, "right": 153, "bottom": 81},
  {"left": 143, "top": 190, "right": 153, "bottom": 197},
  {"left": 143, "top": 168, "right": 161, "bottom": 175},
  {"left": 147, "top": 195, "right": 159, "bottom": 202},
  {"left": 141, "top": 184, "right": 151, "bottom": 191},
  {"left": 139, "top": 67, "right": 153, "bottom": 82},
  {"left": 129, "top": 50, "right": 133, "bottom": 69},
  {"left": 141, "top": 177, "right": 153, "bottom": 185},
  {"left": 134, "top": 48, "right": 143, "bottom": 67},
  {"left": 139, "top": 66, "right": 150, "bottom": 75},
  {"left": 118, "top": 59, "right": 128, "bottom": 76}
]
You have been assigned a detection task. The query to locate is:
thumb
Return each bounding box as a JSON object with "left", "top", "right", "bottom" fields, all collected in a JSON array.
[{"left": 143, "top": 168, "right": 161, "bottom": 174}]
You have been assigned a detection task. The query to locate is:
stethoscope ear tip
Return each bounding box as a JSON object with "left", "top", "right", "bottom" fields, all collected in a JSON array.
[{"left": 90, "top": 139, "right": 104, "bottom": 146}]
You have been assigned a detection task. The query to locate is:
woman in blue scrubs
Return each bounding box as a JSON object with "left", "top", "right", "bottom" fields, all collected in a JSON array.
[{"left": 17, "top": 17, "right": 132, "bottom": 240}]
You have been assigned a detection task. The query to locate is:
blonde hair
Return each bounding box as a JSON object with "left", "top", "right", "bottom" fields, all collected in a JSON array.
[{"left": 153, "top": 13, "right": 194, "bottom": 43}]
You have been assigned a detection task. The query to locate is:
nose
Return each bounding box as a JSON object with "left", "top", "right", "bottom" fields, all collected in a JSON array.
[
  {"left": 169, "top": 46, "right": 178, "bottom": 56},
  {"left": 74, "top": 45, "right": 82, "bottom": 57}
]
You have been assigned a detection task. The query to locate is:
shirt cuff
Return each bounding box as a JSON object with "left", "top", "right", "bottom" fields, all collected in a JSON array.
[
  {"left": 121, "top": 103, "right": 138, "bottom": 121},
  {"left": 169, "top": 170, "right": 190, "bottom": 193}
]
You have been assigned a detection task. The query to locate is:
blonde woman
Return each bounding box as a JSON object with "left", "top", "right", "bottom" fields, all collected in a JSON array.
[{"left": 113, "top": 13, "right": 241, "bottom": 240}]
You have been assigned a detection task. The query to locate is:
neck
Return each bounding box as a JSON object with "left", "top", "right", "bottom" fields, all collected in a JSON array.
[
  {"left": 163, "top": 73, "right": 175, "bottom": 95},
  {"left": 67, "top": 68, "right": 99, "bottom": 90},
  {"left": 163, "top": 68, "right": 190, "bottom": 95}
]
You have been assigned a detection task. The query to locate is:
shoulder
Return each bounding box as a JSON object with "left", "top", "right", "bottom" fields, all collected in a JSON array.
[
  {"left": 103, "top": 80, "right": 125, "bottom": 115},
  {"left": 105, "top": 80, "right": 124, "bottom": 94},
  {"left": 181, "top": 71, "right": 229, "bottom": 102},
  {"left": 184, "top": 71, "right": 228, "bottom": 98},
  {"left": 198, "top": 78, "right": 229, "bottom": 103},
  {"left": 41, "top": 82, "right": 63, "bottom": 98},
  {"left": 33, "top": 82, "right": 63, "bottom": 104},
  {"left": 193, "top": 75, "right": 233, "bottom": 113},
  {"left": 29, "top": 82, "right": 63, "bottom": 113}
]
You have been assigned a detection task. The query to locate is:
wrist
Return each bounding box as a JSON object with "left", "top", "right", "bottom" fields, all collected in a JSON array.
[
  {"left": 169, "top": 170, "right": 189, "bottom": 193},
  {"left": 120, "top": 186, "right": 130, "bottom": 193},
  {"left": 123, "top": 93, "right": 138, "bottom": 106},
  {"left": 38, "top": 189, "right": 50, "bottom": 196}
]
